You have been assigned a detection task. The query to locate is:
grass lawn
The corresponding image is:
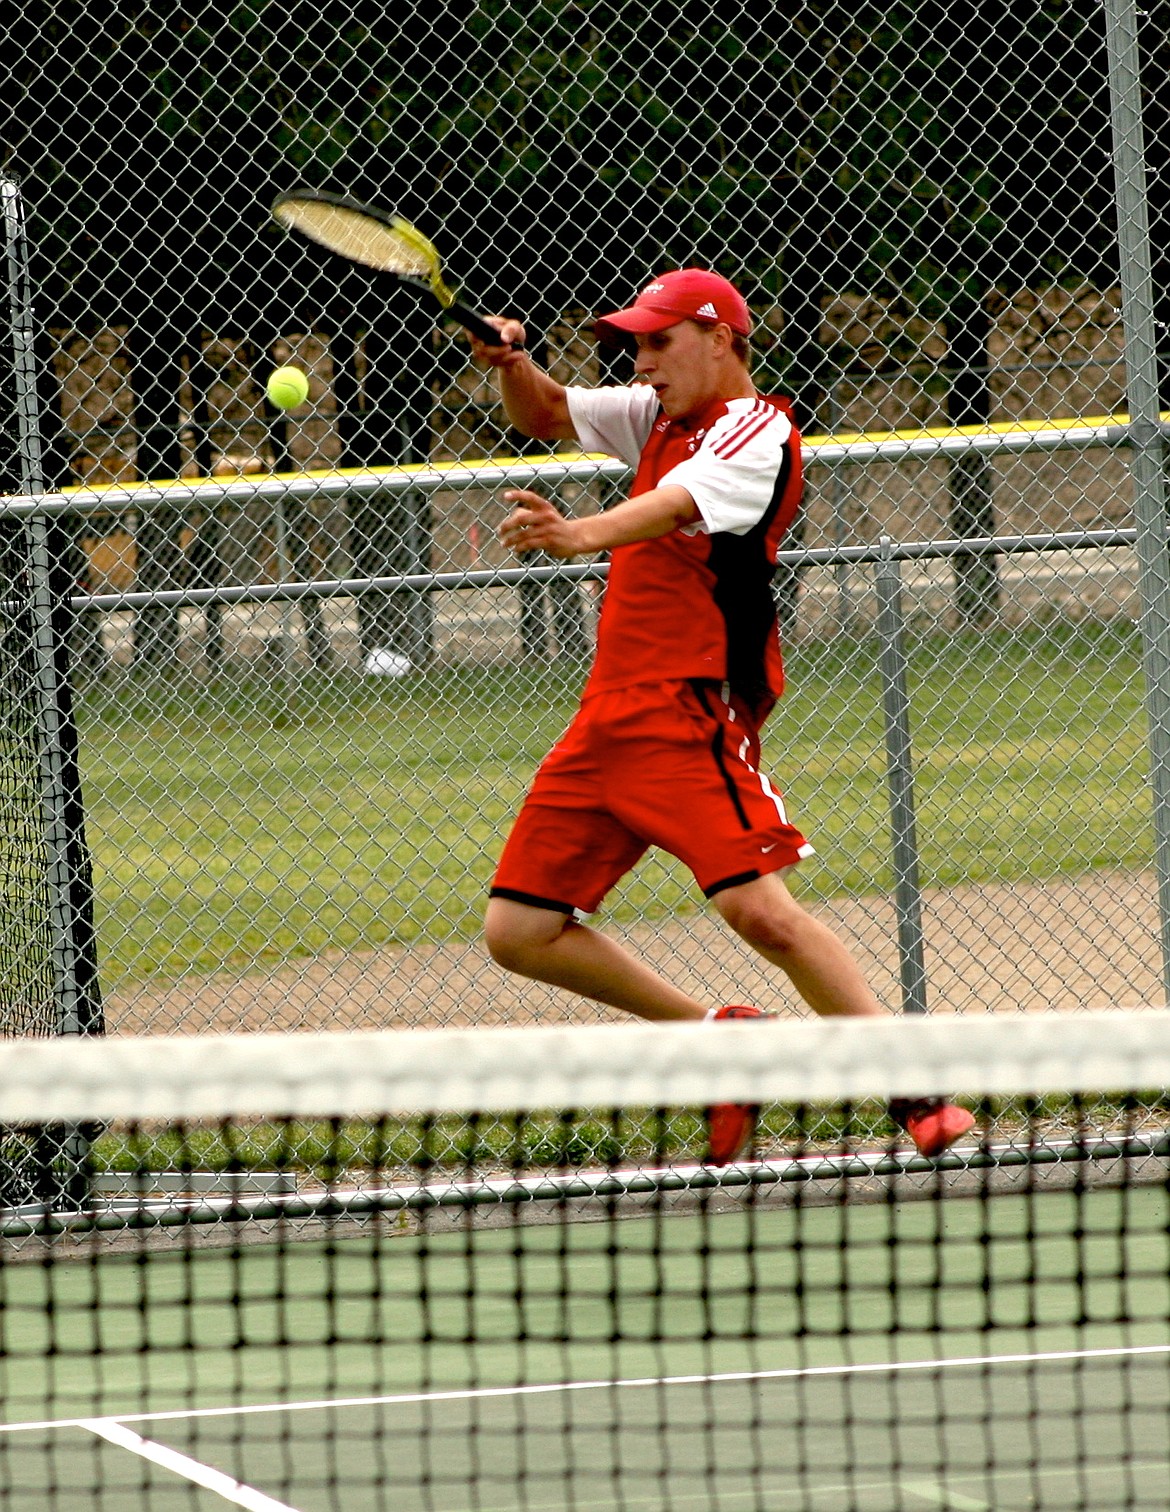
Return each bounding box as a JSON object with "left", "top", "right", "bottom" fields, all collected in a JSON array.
[{"left": 76, "top": 618, "right": 1152, "bottom": 990}]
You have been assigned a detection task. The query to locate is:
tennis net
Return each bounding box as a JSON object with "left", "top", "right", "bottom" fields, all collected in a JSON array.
[{"left": 0, "top": 1010, "right": 1168, "bottom": 1510}]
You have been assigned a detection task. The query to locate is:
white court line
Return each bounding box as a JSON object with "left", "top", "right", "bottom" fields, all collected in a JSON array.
[
  {"left": 901, "top": 1482, "right": 992, "bottom": 1510},
  {"left": 455, "top": 1462, "right": 1170, "bottom": 1512},
  {"left": 80, "top": 1418, "right": 302, "bottom": 1512},
  {"left": 4, "top": 1341, "right": 1168, "bottom": 1435}
]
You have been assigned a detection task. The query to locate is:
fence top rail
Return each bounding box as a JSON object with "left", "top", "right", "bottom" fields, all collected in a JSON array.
[
  {"left": 3, "top": 411, "right": 1167, "bottom": 521},
  {"left": 60, "top": 526, "right": 1140, "bottom": 616}
]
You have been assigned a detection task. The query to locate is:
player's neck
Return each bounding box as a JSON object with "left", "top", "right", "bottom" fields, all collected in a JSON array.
[
  {"left": 706, "top": 363, "right": 757, "bottom": 411},
  {"left": 676, "top": 378, "right": 758, "bottom": 426}
]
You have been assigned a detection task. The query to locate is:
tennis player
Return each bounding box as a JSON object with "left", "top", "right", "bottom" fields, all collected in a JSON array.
[{"left": 470, "top": 270, "right": 973, "bottom": 1164}]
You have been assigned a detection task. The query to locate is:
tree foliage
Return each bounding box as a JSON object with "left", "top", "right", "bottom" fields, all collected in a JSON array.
[{"left": 4, "top": 0, "right": 1153, "bottom": 395}]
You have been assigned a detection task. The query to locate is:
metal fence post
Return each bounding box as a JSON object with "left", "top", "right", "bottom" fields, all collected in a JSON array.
[
  {"left": 1102, "top": 0, "right": 1170, "bottom": 1007},
  {"left": 3, "top": 180, "right": 86, "bottom": 1037},
  {"left": 875, "top": 536, "right": 928, "bottom": 1015},
  {"left": 2, "top": 176, "right": 101, "bottom": 1205}
]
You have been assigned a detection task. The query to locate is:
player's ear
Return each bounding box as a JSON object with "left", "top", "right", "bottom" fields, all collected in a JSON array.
[{"left": 709, "top": 321, "right": 734, "bottom": 355}]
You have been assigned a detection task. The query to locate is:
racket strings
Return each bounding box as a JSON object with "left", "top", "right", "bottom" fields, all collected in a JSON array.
[{"left": 274, "top": 201, "right": 450, "bottom": 299}]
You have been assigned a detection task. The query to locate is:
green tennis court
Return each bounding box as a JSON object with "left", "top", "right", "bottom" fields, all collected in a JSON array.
[{"left": 4, "top": 1183, "right": 1168, "bottom": 1510}]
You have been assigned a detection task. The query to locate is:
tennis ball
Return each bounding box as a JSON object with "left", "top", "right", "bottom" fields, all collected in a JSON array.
[{"left": 267, "top": 365, "right": 310, "bottom": 410}]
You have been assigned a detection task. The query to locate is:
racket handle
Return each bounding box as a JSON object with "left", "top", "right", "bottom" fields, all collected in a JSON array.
[{"left": 447, "top": 301, "right": 525, "bottom": 350}]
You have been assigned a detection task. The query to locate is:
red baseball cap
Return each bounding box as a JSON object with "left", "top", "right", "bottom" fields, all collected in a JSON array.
[{"left": 595, "top": 269, "right": 753, "bottom": 342}]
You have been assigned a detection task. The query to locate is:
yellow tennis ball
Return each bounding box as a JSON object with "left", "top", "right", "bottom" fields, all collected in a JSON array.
[{"left": 267, "top": 365, "right": 310, "bottom": 410}]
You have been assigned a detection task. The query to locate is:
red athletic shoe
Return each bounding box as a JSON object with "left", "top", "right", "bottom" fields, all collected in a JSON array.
[
  {"left": 889, "top": 1098, "right": 975, "bottom": 1158},
  {"left": 705, "top": 1006, "right": 771, "bottom": 1166}
]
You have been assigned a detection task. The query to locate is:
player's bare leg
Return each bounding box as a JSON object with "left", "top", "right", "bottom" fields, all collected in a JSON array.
[
  {"left": 485, "top": 897, "right": 706, "bottom": 1021},
  {"left": 711, "top": 871, "right": 884, "bottom": 1018},
  {"left": 711, "top": 870, "right": 972, "bottom": 1159}
]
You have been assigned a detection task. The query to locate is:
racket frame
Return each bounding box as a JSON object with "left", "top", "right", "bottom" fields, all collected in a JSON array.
[{"left": 271, "top": 189, "right": 520, "bottom": 349}]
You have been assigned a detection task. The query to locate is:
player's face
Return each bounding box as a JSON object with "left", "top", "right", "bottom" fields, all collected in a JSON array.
[{"left": 633, "top": 321, "right": 726, "bottom": 420}]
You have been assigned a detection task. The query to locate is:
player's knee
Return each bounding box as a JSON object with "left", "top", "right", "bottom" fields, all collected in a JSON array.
[
  {"left": 483, "top": 912, "right": 526, "bottom": 972},
  {"left": 484, "top": 898, "right": 567, "bottom": 973},
  {"left": 715, "top": 889, "right": 805, "bottom": 957}
]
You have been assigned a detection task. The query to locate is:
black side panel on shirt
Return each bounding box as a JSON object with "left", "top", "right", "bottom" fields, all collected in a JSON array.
[{"left": 708, "top": 440, "right": 794, "bottom": 708}]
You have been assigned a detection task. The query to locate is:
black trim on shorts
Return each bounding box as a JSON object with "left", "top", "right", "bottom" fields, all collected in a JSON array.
[
  {"left": 703, "top": 869, "right": 762, "bottom": 898},
  {"left": 690, "top": 680, "right": 752, "bottom": 831},
  {"left": 489, "top": 886, "right": 577, "bottom": 915}
]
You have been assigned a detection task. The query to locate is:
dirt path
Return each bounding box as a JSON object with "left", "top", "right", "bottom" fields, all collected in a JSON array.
[{"left": 104, "top": 869, "right": 1163, "bottom": 1035}]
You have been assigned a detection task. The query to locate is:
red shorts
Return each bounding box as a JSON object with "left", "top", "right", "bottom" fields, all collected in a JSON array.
[{"left": 491, "top": 679, "right": 813, "bottom": 914}]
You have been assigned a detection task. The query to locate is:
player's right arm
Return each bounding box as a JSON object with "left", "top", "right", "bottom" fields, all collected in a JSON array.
[{"left": 467, "top": 319, "right": 576, "bottom": 441}]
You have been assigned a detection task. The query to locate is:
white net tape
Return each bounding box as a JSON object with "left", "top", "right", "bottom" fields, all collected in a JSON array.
[{"left": 1, "top": 1010, "right": 1168, "bottom": 1123}]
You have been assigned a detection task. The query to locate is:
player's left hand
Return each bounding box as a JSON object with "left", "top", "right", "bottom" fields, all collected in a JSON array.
[{"left": 499, "top": 490, "right": 581, "bottom": 558}]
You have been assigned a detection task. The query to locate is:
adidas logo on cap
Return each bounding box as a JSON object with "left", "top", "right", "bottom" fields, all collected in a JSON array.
[{"left": 696, "top": 301, "right": 718, "bottom": 319}]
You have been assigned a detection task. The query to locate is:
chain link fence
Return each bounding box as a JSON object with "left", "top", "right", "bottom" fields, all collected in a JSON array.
[{"left": 3, "top": 1, "right": 1170, "bottom": 1191}]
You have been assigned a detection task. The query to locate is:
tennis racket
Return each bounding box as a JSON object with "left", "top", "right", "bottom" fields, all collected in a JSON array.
[{"left": 271, "top": 189, "right": 522, "bottom": 349}]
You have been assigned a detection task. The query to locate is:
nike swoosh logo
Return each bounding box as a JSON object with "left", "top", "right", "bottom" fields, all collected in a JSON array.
[{"left": 761, "top": 843, "right": 777, "bottom": 854}]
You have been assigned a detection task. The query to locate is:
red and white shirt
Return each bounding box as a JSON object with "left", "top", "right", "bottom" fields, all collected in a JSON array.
[{"left": 565, "top": 383, "right": 802, "bottom": 713}]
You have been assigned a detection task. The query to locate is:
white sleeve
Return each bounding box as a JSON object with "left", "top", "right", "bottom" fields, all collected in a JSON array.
[
  {"left": 564, "top": 384, "right": 660, "bottom": 469},
  {"left": 660, "top": 401, "right": 795, "bottom": 536}
]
